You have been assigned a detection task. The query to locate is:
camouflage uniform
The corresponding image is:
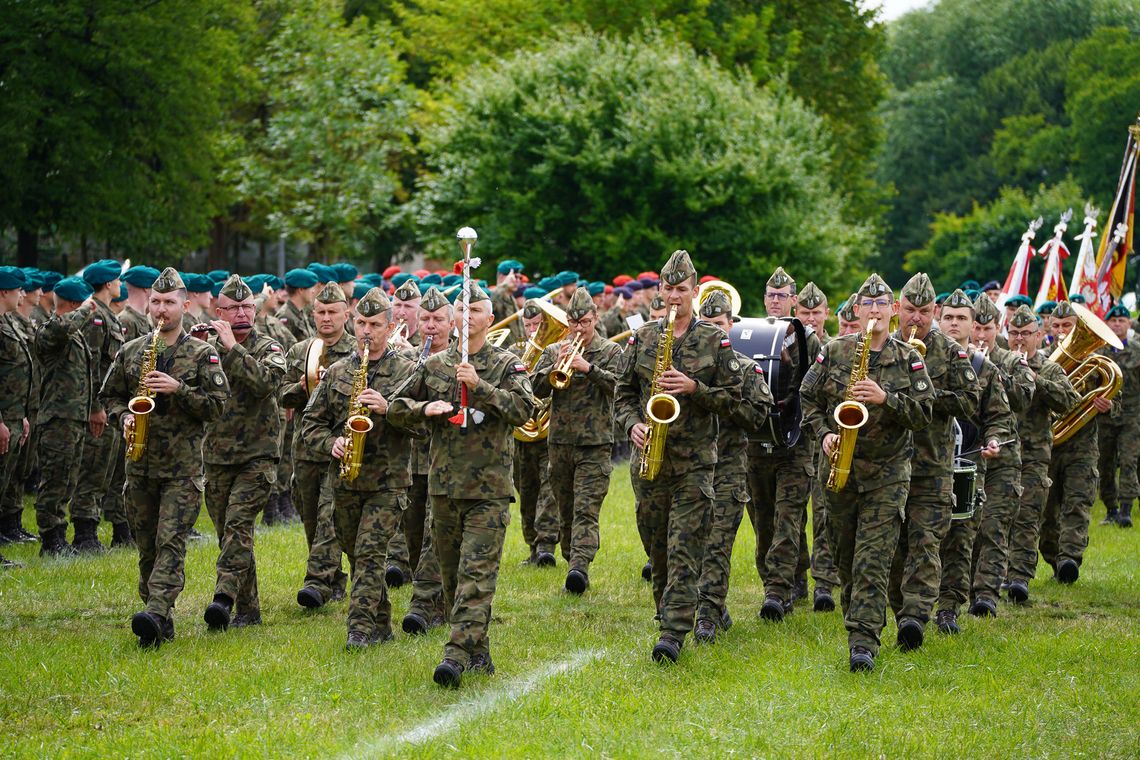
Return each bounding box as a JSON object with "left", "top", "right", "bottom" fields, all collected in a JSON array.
[
  {"left": 119, "top": 305, "right": 151, "bottom": 343},
  {"left": 275, "top": 299, "right": 314, "bottom": 522},
  {"left": 257, "top": 304, "right": 297, "bottom": 520},
  {"left": 531, "top": 326, "right": 624, "bottom": 575},
  {"left": 801, "top": 322, "right": 934, "bottom": 657},
  {"left": 514, "top": 437, "right": 556, "bottom": 554},
  {"left": 100, "top": 316, "right": 229, "bottom": 622},
  {"left": 808, "top": 330, "right": 839, "bottom": 596},
  {"left": 1095, "top": 341, "right": 1140, "bottom": 517},
  {"left": 1039, "top": 414, "right": 1099, "bottom": 575},
  {"left": 0, "top": 310, "right": 33, "bottom": 536},
  {"left": 492, "top": 283, "right": 526, "bottom": 345},
  {"left": 388, "top": 336, "right": 535, "bottom": 668},
  {"left": 282, "top": 332, "right": 356, "bottom": 601},
  {"left": 6, "top": 312, "right": 40, "bottom": 527},
  {"left": 301, "top": 341, "right": 416, "bottom": 641},
  {"left": 277, "top": 299, "right": 314, "bottom": 344}
]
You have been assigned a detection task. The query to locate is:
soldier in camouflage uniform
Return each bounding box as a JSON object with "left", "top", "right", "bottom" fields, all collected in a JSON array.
[
  {"left": 514, "top": 303, "right": 559, "bottom": 566},
  {"left": 615, "top": 250, "right": 743, "bottom": 664},
  {"left": 252, "top": 284, "right": 296, "bottom": 526},
  {"left": 1038, "top": 301, "right": 1107, "bottom": 584},
  {"left": 389, "top": 284, "right": 535, "bottom": 687},
  {"left": 887, "top": 273, "right": 980, "bottom": 652},
  {"left": 120, "top": 266, "right": 160, "bottom": 343},
  {"left": 285, "top": 282, "right": 355, "bottom": 609},
  {"left": 1005, "top": 305, "right": 1078, "bottom": 604},
  {"left": 100, "top": 268, "right": 230, "bottom": 647},
  {"left": 967, "top": 294, "right": 1035, "bottom": 617},
  {"left": 32, "top": 277, "right": 97, "bottom": 556},
  {"left": 71, "top": 259, "right": 127, "bottom": 553},
  {"left": 531, "top": 287, "right": 624, "bottom": 594},
  {"left": 801, "top": 274, "right": 934, "bottom": 672},
  {"left": 932, "top": 290, "right": 1014, "bottom": 633},
  {"left": 492, "top": 260, "right": 527, "bottom": 346},
  {"left": 1094, "top": 304, "right": 1140, "bottom": 527},
  {"left": 5, "top": 276, "right": 42, "bottom": 544},
  {"left": 400, "top": 286, "right": 453, "bottom": 635},
  {"left": 693, "top": 291, "right": 773, "bottom": 642},
  {"left": 0, "top": 267, "right": 34, "bottom": 553},
  {"left": 195, "top": 276, "right": 286, "bottom": 631},
  {"left": 301, "top": 287, "right": 417, "bottom": 649}
]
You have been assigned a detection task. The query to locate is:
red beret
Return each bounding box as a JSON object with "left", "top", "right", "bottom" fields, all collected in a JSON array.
[
  {"left": 613, "top": 274, "right": 633, "bottom": 286},
  {"left": 699, "top": 275, "right": 718, "bottom": 284},
  {"left": 382, "top": 265, "right": 402, "bottom": 279},
  {"left": 413, "top": 269, "right": 430, "bottom": 279},
  {"left": 604, "top": 284, "right": 613, "bottom": 294}
]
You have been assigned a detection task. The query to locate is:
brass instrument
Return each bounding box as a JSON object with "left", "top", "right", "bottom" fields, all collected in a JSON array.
[
  {"left": 638, "top": 306, "right": 681, "bottom": 481},
  {"left": 609, "top": 328, "right": 633, "bottom": 345},
  {"left": 125, "top": 319, "right": 166, "bottom": 462},
  {"left": 825, "top": 318, "right": 876, "bottom": 492},
  {"left": 1049, "top": 303, "right": 1124, "bottom": 445},
  {"left": 696, "top": 279, "right": 742, "bottom": 316},
  {"left": 488, "top": 285, "right": 565, "bottom": 333},
  {"left": 512, "top": 301, "right": 570, "bottom": 442},
  {"left": 392, "top": 321, "right": 409, "bottom": 343},
  {"left": 905, "top": 325, "right": 928, "bottom": 358},
  {"left": 338, "top": 339, "right": 373, "bottom": 481},
  {"left": 302, "top": 339, "right": 327, "bottom": 396},
  {"left": 549, "top": 334, "right": 585, "bottom": 390}
]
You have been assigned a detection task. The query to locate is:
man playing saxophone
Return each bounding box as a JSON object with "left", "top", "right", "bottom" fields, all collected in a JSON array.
[
  {"left": 615, "top": 250, "right": 742, "bottom": 665},
  {"left": 800, "top": 274, "right": 933, "bottom": 673}
]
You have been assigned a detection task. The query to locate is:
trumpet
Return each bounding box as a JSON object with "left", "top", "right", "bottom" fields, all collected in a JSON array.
[
  {"left": 392, "top": 320, "right": 409, "bottom": 342},
  {"left": 550, "top": 334, "right": 585, "bottom": 390},
  {"left": 905, "top": 325, "right": 927, "bottom": 358}
]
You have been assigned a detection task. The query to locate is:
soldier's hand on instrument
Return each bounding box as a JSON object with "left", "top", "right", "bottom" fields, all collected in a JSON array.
[
  {"left": 456, "top": 362, "right": 479, "bottom": 389},
  {"left": 630, "top": 422, "right": 648, "bottom": 449},
  {"left": 190, "top": 323, "right": 212, "bottom": 339},
  {"left": 659, "top": 368, "right": 696, "bottom": 395},
  {"left": 424, "top": 400, "right": 454, "bottom": 417},
  {"left": 358, "top": 388, "right": 389, "bottom": 415},
  {"left": 981, "top": 438, "right": 1001, "bottom": 459},
  {"left": 822, "top": 432, "right": 838, "bottom": 457},
  {"left": 570, "top": 352, "right": 591, "bottom": 373},
  {"left": 852, "top": 379, "right": 886, "bottom": 405},
  {"left": 211, "top": 320, "right": 237, "bottom": 350},
  {"left": 1092, "top": 396, "right": 1113, "bottom": 414},
  {"left": 122, "top": 413, "right": 136, "bottom": 433},
  {"left": 390, "top": 333, "right": 412, "bottom": 351},
  {"left": 89, "top": 409, "right": 108, "bottom": 439},
  {"left": 144, "top": 371, "right": 181, "bottom": 395},
  {"left": 0, "top": 422, "right": 10, "bottom": 455},
  {"left": 331, "top": 436, "right": 347, "bottom": 459}
]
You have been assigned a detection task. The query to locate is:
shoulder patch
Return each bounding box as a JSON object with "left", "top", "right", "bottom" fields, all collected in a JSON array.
[
  {"left": 1019, "top": 357, "right": 1029, "bottom": 367},
  {"left": 627, "top": 335, "right": 636, "bottom": 346},
  {"left": 910, "top": 360, "right": 925, "bottom": 371},
  {"left": 208, "top": 355, "right": 221, "bottom": 364},
  {"left": 755, "top": 364, "right": 764, "bottom": 374},
  {"left": 957, "top": 349, "right": 968, "bottom": 359},
  {"left": 93, "top": 318, "right": 104, "bottom": 326},
  {"left": 513, "top": 363, "right": 527, "bottom": 373},
  {"left": 915, "top": 379, "right": 929, "bottom": 391},
  {"left": 720, "top": 338, "right": 731, "bottom": 348},
  {"left": 279, "top": 317, "right": 289, "bottom": 323},
  {"left": 729, "top": 358, "right": 740, "bottom": 372},
  {"left": 816, "top": 352, "right": 825, "bottom": 363}
]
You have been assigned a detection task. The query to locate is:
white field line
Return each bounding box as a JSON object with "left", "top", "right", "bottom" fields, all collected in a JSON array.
[{"left": 344, "top": 648, "right": 603, "bottom": 756}]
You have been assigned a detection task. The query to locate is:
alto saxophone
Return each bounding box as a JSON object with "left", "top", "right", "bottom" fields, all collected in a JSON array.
[
  {"left": 638, "top": 306, "right": 681, "bottom": 481},
  {"left": 825, "top": 318, "right": 876, "bottom": 493},
  {"left": 124, "top": 319, "right": 165, "bottom": 462},
  {"left": 339, "top": 338, "right": 374, "bottom": 482}
]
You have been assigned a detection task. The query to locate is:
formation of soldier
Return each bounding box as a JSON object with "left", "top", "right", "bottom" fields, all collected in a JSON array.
[{"left": 0, "top": 251, "right": 1135, "bottom": 680}]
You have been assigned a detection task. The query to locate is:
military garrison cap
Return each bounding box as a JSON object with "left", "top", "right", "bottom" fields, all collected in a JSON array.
[
  {"left": 394, "top": 279, "right": 421, "bottom": 301},
  {"left": 522, "top": 299, "right": 543, "bottom": 319},
  {"left": 1009, "top": 305, "right": 1039, "bottom": 328},
  {"left": 464, "top": 282, "right": 490, "bottom": 303},
  {"left": 660, "top": 250, "right": 697, "bottom": 285},
  {"left": 218, "top": 273, "right": 253, "bottom": 302},
  {"left": 900, "top": 272, "right": 936, "bottom": 307},
  {"left": 420, "top": 285, "right": 450, "bottom": 312},
  {"left": 942, "top": 289, "right": 974, "bottom": 311},
  {"left": 0, "top": 266, "right": 25, "bottom": 290},
  {"left": 767, "top": 266, "right": 793, "bottom": 290},
  {"left": 355, "top": 287, "right": 390, "bottom": 317},
  {"left": 797, "top": 282, "right": 826, "bottom": 309},
  {"left": 650, "top": 294, "right": 666, "bottom": 311},
  {"left": 857, "top": 273, "right": 893, "bottom": 300},
  {"left": 316, "top": 281, "right": 347, "bottom": 305},
  {"left": 699, "top": 289, "right": 734, "bottom": 320},
  {"left": 152, "top": 267, "right": 186, "bottom": 293},
  {"left": 566, "top": 287, "right": 597, "bottom": 321},
  {"left": 81, "top": 259, "right": 122, "bottom": 286},
  {"left": 973, "top": 293, "right": 1000, "bottom": 324},
  {"left": 838, "top": 294, "right": 858, "bottom": 322},
  {"left": 1052, "top": 300, "right": 1076, "bottom": 319},
  {"left": 53, "top": 276, "right": 92, "bottom": 302}
]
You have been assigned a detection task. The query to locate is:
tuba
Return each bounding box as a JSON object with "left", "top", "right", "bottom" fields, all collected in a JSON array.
[
  {"left": 1049, "top": 303, "right": 1124, "bottom": 445},
  {"left": 338, "top": 339, "right": 373, "bottom": 481},
  {"left": 825, "top": 318, "right": 876, "bottom": 492},
  {"left": 124, "top": 320, "right": 165, "bottom": 461},
  {"left": 512, "top": 300, "right": 570, "bottom": 442},
  {"left": 549, "top": 334, "right": 585, "bottom": 390},
  {"left": 638, "top": 306, "right": 681, "bottom": 481}
]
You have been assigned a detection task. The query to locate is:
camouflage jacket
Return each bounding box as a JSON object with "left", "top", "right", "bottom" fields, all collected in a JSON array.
[
  {"left": 281, "top": 331, "right": 357, "bottom": 463},
  {"left": 1097, "top": 341, "right": 1140, "bottom": 422},
  {"left": 532, "top": 332, "right": 623, "bottom": 446},
  {"left": 988, "top": 345, "right": 1036, "bottom": 415},
  {"left": 276, "top": 300, "right": 313, "bottom": 343},
  {"left": 892, "top": 327, "right": 980, "bottom": 478},
  {"left": 203, "top": 329, "right": 286, "bottom": 465},
  {"left": 600, "top": 306, "right": 626, "bottom": 341},
  {"left": 9, "top": 312, "right": 41, "bottom": 417},
  {"left": 492, "top": 285, "right": 525, "bottom": 344},
  {"left": 1018, "top": 351, "right": 1078, "bottom": 465},
  {"left": 0, "top": 312, "right": 34, "bottom": 427},
  {"left": 119, "top": 305, "right": 151, "bottom": 344},
  {"left": 388, "top": 341, "right": 535, "bottom": 499},
  {"left": 801, "top": 335, "right": 935, "bottom": 492},
  {"left": 34, "top": 308, "right": 95, "bottom": 424},
  {"left": 615, "top": 317, "right": 743, "bottom": 469},
  {"left": 99, "top": 331, "right": 229, "bottom": 480},
  {"left": 966, "top": 349, "right": 1018, "bottom": 473},
  {"left": 31, "top": 304, "right": 51, "bottom": 327},
  {"left": 257, "top": 312, "right": 297, "bottom": 351},
  {"left": 300, "top": 347, "right": 417, "bottom": 492},
  {"left": 398, "top": 341, "right": 445, "bottom": 476},
  {"left": 718, "top": 352, "right": 775, "bottom": 483},
  {"left": 82, "top": 298, "right": 124, "bottom": 416}
]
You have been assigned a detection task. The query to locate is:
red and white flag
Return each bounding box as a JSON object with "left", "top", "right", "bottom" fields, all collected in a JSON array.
[
  {"left": 1069, "top": 203, "right": 1100, "bottom": 306},
  {"left": 996, "top": 217, "right": 1043, "bottom": 310},
  {"left": 1091, "top": 123, "right": 1139, "bottom": 316},
  {"left": 1033, "top": 209, "right": 1073, "bottom": 310}
]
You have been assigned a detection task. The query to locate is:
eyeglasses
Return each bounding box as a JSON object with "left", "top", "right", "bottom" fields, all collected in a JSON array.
[
  {"left": 765, "top": 292, "right": 792, "bottom": 301},
  {"left": 218, "top": 304, "right": 254, "bottom": 313},
  {"left": 1007, "top": 329, "right": 1038, "bottom": 338},
  {"left": 859, "top": 299, "right": 891, "bottom": 308}
]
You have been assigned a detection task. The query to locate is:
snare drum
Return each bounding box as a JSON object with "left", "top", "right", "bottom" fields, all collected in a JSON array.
[{"left": 952, "top": 459, "right": 978, "bottom": 521}]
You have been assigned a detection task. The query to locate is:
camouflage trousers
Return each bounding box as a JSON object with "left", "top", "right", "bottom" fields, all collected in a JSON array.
[
  {"left": 636, "top": 462, "right": 714, "bottom": 641},
  {"left": 889, "top": 475, "right": 953, "bottom": 625},
  {"left": 292, "top": 459, "right": 347, "bottom": 599},
  {"left": 746, "top": 446, "right": 812, "bottom": 600},
  {"left": 515, "top": 440, "right": 557, "bottom": 552},
  {"left": 126, "top": 476, "right": 203, "bottom": 619},
  {"left": 205, "top": 459, "right": 273, "bottom": 614},
  {"left": 274, "top": 413, "right": 293, "bottom": 501},
  {"left": 1097, "top": 420, "right": 1139, "bottom": 509},
  {"left": 1040, "top": 447, "right": 1098, "bottom": 571},
  {"left": 104, "top": 440, "right": 127, "bottom": 526},
  {"left": 542, "top": 443, "right": 612, "bottom": 570},
  {"left": 332, "top": 487, "right": 404, "bottom": 638},
  {"left": 431, "top": 496, "right": 510, "bottom": 668},
  {"left": 406, "top": 474, "right": 444, "bottom": 622},
  {"left": 1007, "top": 460, "right": 1052, "bottom": 584},
  {"left": 970, "top": 463, "right": 1022, "bottom": 604},
  {"left": 0, "top": 434, "right": 25, "bottom": 520},
  {"left": 697, "top": 468, "right": 749, "bottom": 626},
  {"left": 937, "top": 466, "right": 985, "bottom": 615},
  {"left": 17, "top": 419, "right": 39, "bottom": 502},
  {"left": 825, "top": 479, "right": 906, "bottom": 656},
  {"left": 72, "top": 425, "right": 118, "bottom": 523},
  {"left": 384, "top": 467, "right": 434, "bottom": 578},
  {"left": 34, "top": 419, "right": 86, "bottom": 532},
  {"left": 810, "top": 449, "right": 839, "bottom": 591},
  {"left": 386, "top": 516, "right": 412, "bottom": 577}
]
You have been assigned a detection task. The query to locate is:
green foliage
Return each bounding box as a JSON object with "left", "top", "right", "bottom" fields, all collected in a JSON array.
[{"left": 416, "top": 31, "right": 870, "bottom": 314}]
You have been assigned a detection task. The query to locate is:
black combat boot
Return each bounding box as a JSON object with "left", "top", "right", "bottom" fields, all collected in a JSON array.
[
  {"left": 110, "top": 522, "right": 135, "bottom": 549},
  {"left": 0, "top": 514, "right": 21, "bottom": 544},
  {"left": 3, "top": 515, "right": 37, "bottom": 543},
  {"left": 1056, "top": 559, "right": 1079, "bottom": 584},
  {"left": 296, "top": 586, "right": 325, "bottom": 609},
  {"left": 759, "top": 594, "right": 786, "bottom": 622},
  {"left": 433, "top": 658, "right": 464, "bottom": 688},
  {"left": 204, "top": 594, "right": 233, "bottom": 631},
  {"left": 896, "top": 617, "right": 925, "bottom": 651},
  {"left": 1, "top": 550, "right": 20, "bottom": 568},
  {"left": 132, "top": 611, "right": 165, "bottom": 648},
  {"left": 535, "top": 551, "right": 555, "bottom": 568},
  {"left": 277, "top": 491, "right": 299, "bottom": 524},
  {"left": 849, "top": 646, "right": 875, "bottom": 673},
  {"left": 1101, "top": 506, "right": 1119, "bottom": 525},
  {"left": 468, "top": 652, "right": 495, "bottom": 675},
  {"left": 651, "top": 635, "right": 682, "bottom": 664},
  {"left": 813, "top": 586, "right": 836, "bottom": 612},
  {"left": 1119, "top": 502, "right": 1133, "bottom": 528},
  {"left": 41, "top": 525, "right": 77, "bottom": 557},
  {"left": 384, "top": 565, "right": 408, "bottom": 589},
  {"left": 935, "top": 609, "right": 961, "bottom": 635},
  {"left": 261, "top": 493, "right": 280, "bottom": 526},
  {"left": 968, "top": 597, "right": 997, "bottom": 617},
  {"left": 694, "top": 619, "right": 717, "bottom": 644},
  {"left": 565, "top": 569, "right": 589, "bottom": 594},
  {"left": 71, "top": 519, "right": 105, "bottom": 554},
  {"left": 641, "top": 561, "right": 652, "bottom": 581}
]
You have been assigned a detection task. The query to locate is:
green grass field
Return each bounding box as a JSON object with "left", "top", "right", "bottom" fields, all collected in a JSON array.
[{"left": 2, "top": 464, "right": 1138, "bottom": 758}]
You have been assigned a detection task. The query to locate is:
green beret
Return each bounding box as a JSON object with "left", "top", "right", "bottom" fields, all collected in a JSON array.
[
  {"left": 523, "top": 286, "right": 545, "bottom": 299},
  {"left": 243, "top": 275, "right": 268, "bottom": 295},
  {"left": 1052, "top": 300, "right": 1076, "bottom": 319},
  {"left": 420, "top": 285, "right": 450, "bottom": 312},
  {"left": 123, "top": 266, "right": 161, "bottom": 288},
  {"left": 284, "top": 268, "right": 319, "bottom": 289},
  {"left": 40, "top": 271, "right": 62, "bottom": 292},
  {"left": 351, "top": 281, "right": 372, "bottom": 302},
  {"left": 1105, "top": 304, "right": 1130, "bottom": 319},
  {"left": 900, "top": 272, "right": 936, "bottom": 307},
  {"left": 960, "top": 279, "right": 981, "bottom": 291},
  {"left": 536, "top": 276, "right": 560, "bottom": 292},
  {"left": 942, "top": 288, "right": 974, "bottom": 311},
  {"left": 443, "top": 274, "right": 463, "bottom": 287},
  {"left": 359, "top": 273, "right": 385, "bottom": 288},
  {"left": 81, "top": 259, "right": 122, "bottom": 286},
  {"left": 394, "top": 280, "right": 421, "bottom": 301},
  {"left": 390, "top": 272, "right": 413, "bottom": 288},
  {"left": 566, "top": 287, "right": 597, "bottom": 321},
  {"left": 307, "top": 263, "right": 337, "bottom": 284},
  {"left": 1068, "top": 293, "right": 1086, "bottom": 304},
  {"left": 587, "top": 281, "right": 605, "bottom": 297},
  {"left": 963, "top": 288, "right": 981, "bottom": 301},
  {"left": 210, "top": 280, "right": 224, "bottom": 298},
  {"left": 699, "top": 289, "right": 733, "bottom": 320},
  {"left": 190, "top": 273, "right": 217, "bottom": 294},
  {"left": 206, "top": 269, "right": 230, "bottom": 283},
  {"left": 0, "top": 266, "right": 27, "bottom": 290},
  {"left": 766, "top": 266, "right": 793, "bottom": 290},
  {"left": 218, "top": 273, "right": 253, "bottom": 302},
  {"left": 556, "top": 270, "right": 579, "bottom": 287},
  {"left": 1004, "top": 294, "right": 1032, "bottom": 308},
  {"left": 660, "top": 250, "right": 696, "bottom": 286},
  {"left": 20, "top": 269, "right": 43, "bottom": 292},
  {"left": 152, "top": 267, "right": 186, "bottom": 294},
  {"left": 1036, "top": 300, "right": 1057, "bottom": 315},
  {"left": 53, "top": 276, "right": 93, "bottom": 302},
  {"left": 973, "top": 293, "right": 1000, "bottom": 324},
  {"left": 1009, "top": 305, "right": 1039, "bottom": 328},
  {"left": 857, "top": 273, "right": 892, "bottom": 300},
  {"left": 113, "top": 283, "right": 128, "bottom": 302},
  {"left": 332, "top": 262, "right": 359, "bottom": 282},
  {"left": 355, "top": 287, "right": 390, "bottom": 317},
  {"left": 497, "top": 260, "right": 524, "bottom": 276},
  {"left": 797, "top": 282, "right": 826, "bottom": 309},
  {"left": 316, "top": 281, "right": 348, "bottom": 304},
  {"left": 421, "top": 273, "right": 443, "bottom": 286}
]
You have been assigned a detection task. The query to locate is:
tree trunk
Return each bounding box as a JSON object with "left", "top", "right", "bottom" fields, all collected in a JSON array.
[
  {"left": 16, "top": 227, "right": 38, "bottom": 268},
  {"left": 208, "top": 217, "right": 226, "bottom": 271}
]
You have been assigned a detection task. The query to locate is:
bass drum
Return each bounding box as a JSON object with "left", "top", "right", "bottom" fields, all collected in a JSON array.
[{"left": 729, "top": 316, "right": 808, "bottom": 448}]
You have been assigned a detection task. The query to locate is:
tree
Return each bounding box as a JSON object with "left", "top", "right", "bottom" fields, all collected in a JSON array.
[{"left": 416, "top": 31, "right": 870, "bottom": 314}]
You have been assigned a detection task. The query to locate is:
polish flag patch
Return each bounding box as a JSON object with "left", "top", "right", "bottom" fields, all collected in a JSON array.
[
  {"left": 816, "top": 353, "right": 825, "bottom": 363},
  {"left": 93, "top": 318, "right": 104, "bottom": 326},
  {"left": 627, "top": 336, "right": 636, "bottom": 346},
  {"left": 910, "top": 360, "right": 924, "bottom": 371},
  {"left": 209, "top": 355, "right": 220, "bottom": 364},
  {"left": 957, "top": 349, "right": 968, "bottom": 359},
  {"left": 513, "top": 363, "right": 527, "bottom": 373},
  {"left": 754, "top": 364, "right": 764, "bottom": 374},
  {"left": 721, "top": 338, "right": 731, "bottom": 347}
]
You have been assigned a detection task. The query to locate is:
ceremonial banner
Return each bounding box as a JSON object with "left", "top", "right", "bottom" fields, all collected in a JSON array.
[{"left": 1091, "top": 122, "right": 1139, "bottom": 314}]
